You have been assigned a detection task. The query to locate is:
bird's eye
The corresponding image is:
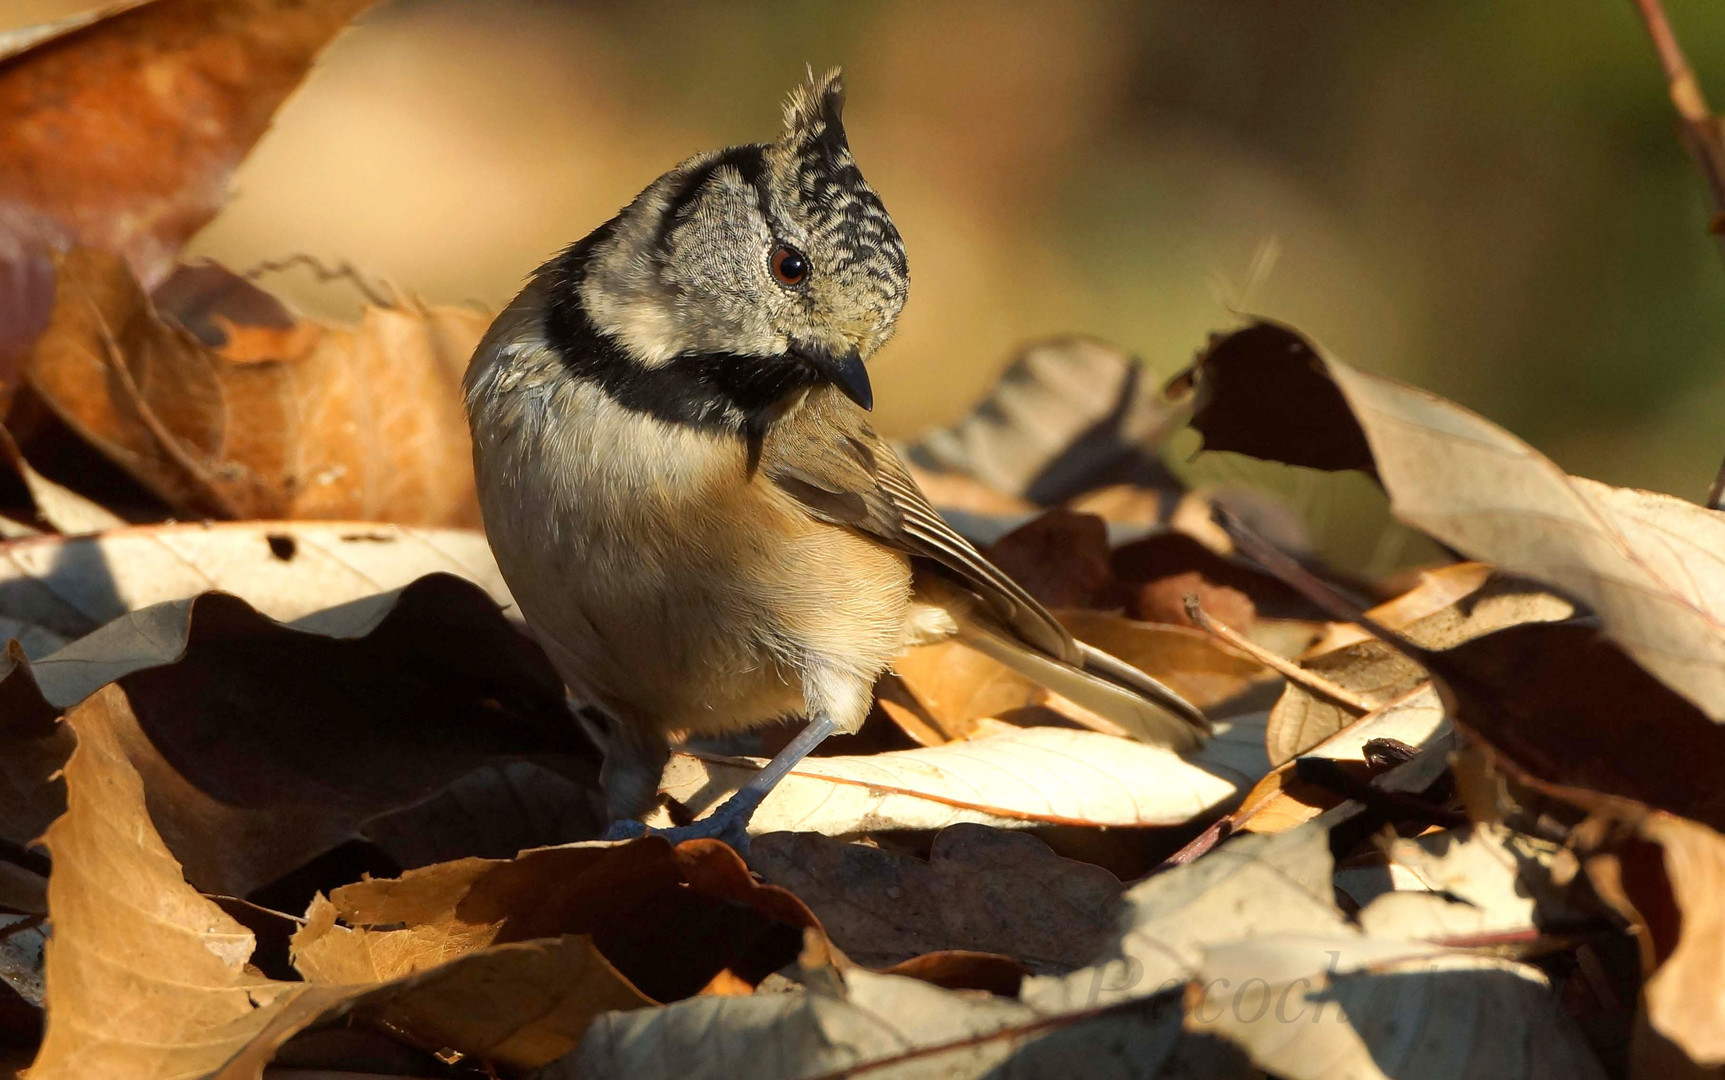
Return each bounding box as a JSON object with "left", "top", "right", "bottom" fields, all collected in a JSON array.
[{"left": 770, "top": 244, "right": 809, "bottom": 287}]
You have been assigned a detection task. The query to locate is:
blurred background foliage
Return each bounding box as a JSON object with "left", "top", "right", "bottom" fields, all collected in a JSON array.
[{"left": 10, "top": 0, "right": 1725, "bottom": 569}]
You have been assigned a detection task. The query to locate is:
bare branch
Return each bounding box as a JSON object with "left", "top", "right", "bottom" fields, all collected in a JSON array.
[{"left": 1629, "top": 0, "right": 1725, "bottom": 507}]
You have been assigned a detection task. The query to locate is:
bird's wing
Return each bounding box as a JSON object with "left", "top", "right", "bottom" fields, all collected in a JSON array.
[{"left": 763, "top": 390, "right": 1081, "bottom": 663}]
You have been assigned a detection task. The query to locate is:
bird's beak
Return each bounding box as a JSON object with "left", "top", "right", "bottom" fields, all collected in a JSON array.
[{"left": 794, "top": 342, "right": 873, "bottom": 411}]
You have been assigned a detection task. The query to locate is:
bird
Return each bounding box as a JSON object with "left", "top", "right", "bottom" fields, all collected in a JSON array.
[{"left": 463, "top": 68, "right": 1208, "bottom": 847}]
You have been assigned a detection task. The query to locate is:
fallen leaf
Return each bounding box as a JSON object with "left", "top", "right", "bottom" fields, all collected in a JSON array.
[
  {"left": 360, "top": 762, "right": 603, "bottom": 871},
  {"left": 1235, "top": 683, "right": 1452, "bottom": 835},
  {"left": 655, "top": 726, "right": 1259, "bottom": 837},
  {"left": 1263, "top": 642, "right": 1425, "bottom": 767},
  {"left": 0, "top": 424, "right": 124, "bottom": 539},
  {"left": 1056, "top": 610, "right": 1273, "bottom": 713},
  {"left": 1136, "top": 568, "right": 1258, "bottom": 631},
  {"left": 28, "top": 692, "right": 307, "bottom": 1079},
  {"left": 889, "top": 639, "right": 1048, "bottom": 739},
  {"left": 565, "top": 964, "right": 1196, "bottom": 1080},
  {"left": 1023, "top": 825, "right": 1349, "bottom": 1014},
  {"left": 903, "top": 336, "right": 1185, "bottom": 504},
  {"left": 1038, "top": 822, "right": 1600, "bottom": 1077},
  {"left": 23, "top": 700, "right": 711, "bottom": 1078},
  {"left": 1113, "top": 529, "right": 1339, "bottom": 625},
  {"left": 292, "top": 836, "right": 831, "bottom": 1006},
  {"left": 1305, "top": 561, "right": 1493, "bottom": 655},
  {"left": 1354, "top": 823, "right": 1590, "bottom": 941},
  {"left": 0, "top": 863, "right": 44, "bottom": 916},
  {"left": 1189, "top": 934, "right": 1607, "bottom": 1080},
  {"left": 25, "top": 249, "right": 484, "bottom": 524},
  {"left": 0, "top": 644, "right": 74, "bottom": 849},
  {"left": 1580, "top": 809, "right": 1725, "bottom": 1067},
  {"left": 0, "top": 0, "right": 373, "bottom": 291},
  {"left": 1064, "top": 483, "right": 1182, "bottom": 527},
  {"left": 983, "top": 509, "right": 1119, "bottom": 609},
  {"left": 1171, "top": 321, "right": 1374, "bottom": 473},
  {"left": 1430, "top": 621, "right": 1725, "bottom": 834},
  {"left": 3, "top": 575, "right": 595, "bottom": 897},
  {"left": 1266, "top": 569, "right": 1575, "bottom": 767},
  {"left": 0, "top": 519, "right": 508, "bottom": 655},
  {"left": 1176, "top": 320, "right": 1725, "bottom": 723},
  {"left": 749, "top": 825, "right": 1125, "bottom": 972}
]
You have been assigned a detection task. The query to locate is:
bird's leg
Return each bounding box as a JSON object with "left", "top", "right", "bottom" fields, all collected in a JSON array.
[{"left": 604, "top": 713, "right": 839, "bottom": 851}]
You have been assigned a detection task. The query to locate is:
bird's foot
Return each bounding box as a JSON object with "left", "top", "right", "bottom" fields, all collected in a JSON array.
[
  {"left": 600, "top": 818, "right": 649, "bottom": 842},
  {"left": 600, "top": 798, "right": 757, "bottom": 853}
]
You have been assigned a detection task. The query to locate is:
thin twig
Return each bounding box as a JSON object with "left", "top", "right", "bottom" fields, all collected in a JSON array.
[
  {"left": 1183, "top": 594, "right": 1378, "bottom": 714},
  {"left": 1629, "top": 0, "right": 1725, "bottom": 506},
  {"left": 1633, "top": 0, "right": 1725, "bottom": 244}
]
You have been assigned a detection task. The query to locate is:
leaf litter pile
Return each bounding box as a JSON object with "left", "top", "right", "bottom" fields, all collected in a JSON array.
[{"left": 2, "top": 3, "right": 1724, "bottom": 1079}]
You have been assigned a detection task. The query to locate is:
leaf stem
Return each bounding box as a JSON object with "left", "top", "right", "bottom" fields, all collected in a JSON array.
[{"left": 1183, "top": 594, "right": 1378, "bottom": 715}]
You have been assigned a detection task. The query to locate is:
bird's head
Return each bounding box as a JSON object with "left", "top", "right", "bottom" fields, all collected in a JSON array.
[{"left": 548, "top": 68, "right": 906, "bottom": 417}]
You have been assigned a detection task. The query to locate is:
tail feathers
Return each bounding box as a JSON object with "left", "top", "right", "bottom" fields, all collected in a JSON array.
[
  {"left": 1077, "top": 641, "right": 1212, "bottom": 733},
  {"left": 957, "top": 624, "right": 1208, "bottom": 751}
]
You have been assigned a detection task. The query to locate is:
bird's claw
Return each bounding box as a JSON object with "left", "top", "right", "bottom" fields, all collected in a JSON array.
[
  {"left": 600, "top": 818, "right": 649, "bottom": 842},
  {"left": 600, "top": 807, "right": 754, "bottom": 853}
]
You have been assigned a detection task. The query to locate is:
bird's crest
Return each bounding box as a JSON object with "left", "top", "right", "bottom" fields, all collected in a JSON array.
[{"left": 779, "top": 66, "right": 848, "bottom": 159}]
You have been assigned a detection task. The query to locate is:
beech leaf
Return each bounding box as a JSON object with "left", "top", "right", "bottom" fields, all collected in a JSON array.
[
  {"left": 656, "top": 726, "right": 1262, "bottom": 836},
  {"left": 1179, "top": 321, "right": 1725, "bottom": 722},
  {"left": 25, "top": 249, "right": 484, "bottom": 525}
]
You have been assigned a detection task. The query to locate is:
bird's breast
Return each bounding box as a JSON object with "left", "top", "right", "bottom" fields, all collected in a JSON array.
[{"left": 469, "top": 357, "right": 912, "bottom": 734}]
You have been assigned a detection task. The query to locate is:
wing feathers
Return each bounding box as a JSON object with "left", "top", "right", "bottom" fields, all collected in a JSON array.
[{"left": 764, "top": 391, "right": 1206, "bottom": 745}]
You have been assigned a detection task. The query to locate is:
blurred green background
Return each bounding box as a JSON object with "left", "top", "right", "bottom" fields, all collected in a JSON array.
[{"left": 12, "top": 0, "right": 1725, "bottom": 569}]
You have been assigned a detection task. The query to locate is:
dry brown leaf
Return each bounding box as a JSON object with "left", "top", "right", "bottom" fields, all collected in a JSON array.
[
  {"left": 28, "top": 693, "right": 300, "bottom": 1080},
  {"left": 1235, "top": 682, "right": 1451, "bottom": 835},
  {"left": 749, "top": 825, "right": 1124, "bottom": 972},
  {"left": 1064, "top": 483, "right": 1180, "bottom": 527},
  {"left": 0, "top": 644, "right": 74, "bottom": 850},
  {"left": 0, "top": 0, "right": 374, "bottom": 289},
  {"left": 2, "top": 575, "right": 593, "bottom": 897},
  {"left": 1305, "top": 561, "right": 1493, "bottom": 655},
  {"left": 1113, "top": 528, "right": 1334, "bottom": 626},
  {"left": 1427, "top": 621, "right": 1725, "bottom": 833},
  {"left": 1265, "top": 573, "right": 1574, "bottom": 766},
  {"left": 568, "top": 823, "right": 1601, "bottom": 1079},
  {"left": 0, "top": 519, "right": 508, "bottom": 656},
  {"left": 566, "top": 964, "right": 1196, "bottom": 1080},
  {"left": 1055, "top": 610, "right": 1272, "bottom": 712},
  {"left": 655, "top": 726, "right": 1259, "bottom": 837},
  {"left": 359, "top": 762, "right": 603, "bottom": 871},
  {"left": 1023, "top": 825, "right": 1349, "bottom": 1015},
  {"left": 1353, "top": 824, "right": 1588, "bottom": 942},
  {"left": 291, "top": 836, "right": 845, "bottom": 1008},
  {"left": 25, "top": 250, "right": 483, "bottom": 524},
  {"left": 902, "top": 336, "right": 1185, "bottom": 504},
  {"left": 0, "top": 424, "right": 123, "bottom": 540},
  {"left": 890, "top": 639, "right": 1048, "bottom": 739},
  {"left": 0, "top": 863, "right": 45, "bottom": 916},
  {"left": 1581, "top": 810, "right": 1725, "bottom": 1068},
  {"left": 25, "top": 704, "right": 700, "bottom": 1077},
  {"left": 983, "top": 509, "right": 1119, "bottom": 609},
  {"left": 1179, "top": 321, "right": 1725, "bottom": 722},
  {"left": 0, "top": 0, "right": 373, "bottom": 406},
  {"left": 1189, "top": 934, "right": 1606, "bottom": 1080},
  {"left": 1264, "top": 644, "right": 1427, "bottom": 767}
]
